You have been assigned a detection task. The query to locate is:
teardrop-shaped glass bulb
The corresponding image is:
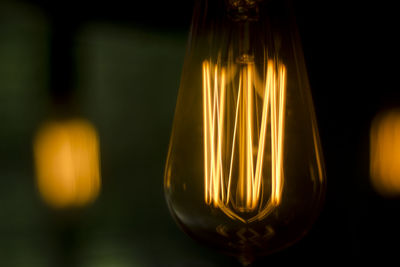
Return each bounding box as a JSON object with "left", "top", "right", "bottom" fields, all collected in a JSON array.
[{"left": 164, "top": 0, "right": 326, "bottom": 264}]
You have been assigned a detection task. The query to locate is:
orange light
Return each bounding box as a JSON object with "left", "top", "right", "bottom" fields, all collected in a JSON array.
[
  {"left": 33, "top": 119, "right": 101, "bottom": 208},
  {"left": 370, "top": 110, "right": 400, "bottom": 197}
]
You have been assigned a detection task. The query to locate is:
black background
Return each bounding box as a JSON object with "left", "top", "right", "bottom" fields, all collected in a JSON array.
[{"left": 0, "top": 0, "right": 399, "bottom": 265}]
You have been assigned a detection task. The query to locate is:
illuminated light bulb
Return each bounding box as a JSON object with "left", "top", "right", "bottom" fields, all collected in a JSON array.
[
  {"left": 370, "top": 110, "right": 400, "bottom": 197},
  {"left": 164, "top": 0, "right": 326, "bottom": 264},
  {"left": 33, "top": 118, "right": 101, "bottom": 209}
]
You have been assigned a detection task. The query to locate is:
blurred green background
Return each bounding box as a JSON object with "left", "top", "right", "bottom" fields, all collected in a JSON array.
[{"left": 0, "top": 1, "right": 239, "bottom": 266}]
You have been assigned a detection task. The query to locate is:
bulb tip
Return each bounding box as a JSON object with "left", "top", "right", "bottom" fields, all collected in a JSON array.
[{"left": 238, "top": 254, "right": 254, "bottom": 266}]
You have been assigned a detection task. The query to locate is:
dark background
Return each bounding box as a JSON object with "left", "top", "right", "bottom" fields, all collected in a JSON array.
[{"left": 0, "top": 0, "right": 399, "bottom": 266}]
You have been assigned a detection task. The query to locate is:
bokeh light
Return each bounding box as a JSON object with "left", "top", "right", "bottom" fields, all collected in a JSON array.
[
  {"left": 370, "top": 109, "right": 400, "bottom": 197},
  {"left": 33, "top": 119, "right": 101, "bottom": 208}
]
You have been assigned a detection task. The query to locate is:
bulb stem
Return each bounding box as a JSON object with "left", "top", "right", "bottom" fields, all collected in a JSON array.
[{"left": 238, "top": 21, "right": 250, "bottom": 58}]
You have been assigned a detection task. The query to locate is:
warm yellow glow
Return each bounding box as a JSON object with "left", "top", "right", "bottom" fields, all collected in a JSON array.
[
  {"left": 202, "top": 58, "right": 286, "bottom": 222},
  {"left": 34, "top": 119, "right": 101, "bottom": 208},
  {"left": 370, "top": 110, "right": 400, "bottom": 197}
]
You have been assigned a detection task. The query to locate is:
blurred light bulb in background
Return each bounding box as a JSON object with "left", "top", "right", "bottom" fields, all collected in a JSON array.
[
  {"left": 34, "top": 118, "right": 101, "bottom": 209},
  {"left": 370, "top": 109, "right": 400, "bottom": 197},
  {"left": 164, "top": 0, "right": 326, "bottom": 264}
]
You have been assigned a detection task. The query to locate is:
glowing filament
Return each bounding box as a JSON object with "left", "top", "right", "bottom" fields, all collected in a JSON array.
[
  {"left": 34, "top": 119, "right": 101, "bottom": 208},
  {"left": 202, "top": 59, "right": 287, "bottom": 222}
]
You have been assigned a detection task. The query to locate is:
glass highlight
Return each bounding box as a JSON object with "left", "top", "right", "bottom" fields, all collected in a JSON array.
[
  {"left": 33, "top": 119, "right": 101, "bottom": 209},
  {"left": 370, "top": 110, "right": 400, "bottom": 197},
  {"left": 164, "top": 0, "right": 326, "bottom": 264}
]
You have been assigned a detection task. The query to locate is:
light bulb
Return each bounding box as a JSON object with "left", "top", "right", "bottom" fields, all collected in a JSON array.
[
  {"left": 34, "top": 118, "right": 101, "bottom": 209},
  {"left": 164, "top": 0, "right": 326, "bottom": 264}
]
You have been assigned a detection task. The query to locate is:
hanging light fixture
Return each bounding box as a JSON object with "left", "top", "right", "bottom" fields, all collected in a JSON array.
[
  {"left": 164, "top": 0, "right": 326, "bottom": 264},
  {"left": 33, "top": 12, "right": 101, "bottom": 210}
]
